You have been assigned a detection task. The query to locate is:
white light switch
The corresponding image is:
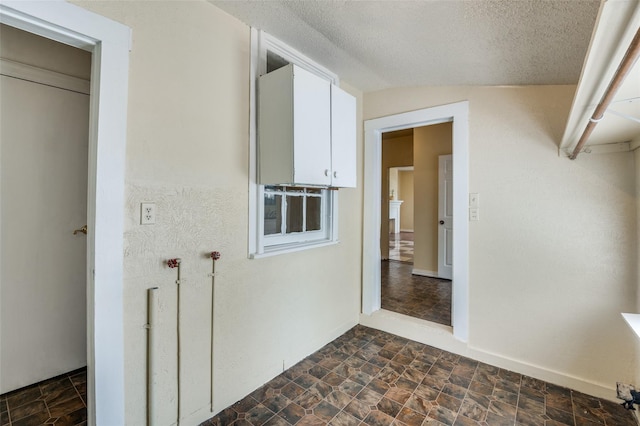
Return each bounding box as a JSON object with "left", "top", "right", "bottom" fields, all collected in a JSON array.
[
  {"left": 469, "top": 193, "right": 479, "bottom": 208},
  {"left": 141, "top": 203, "right": 156, "bottom": 225},
  {"left": 469, "top": 208, "right": 480, "bottom": 221}
]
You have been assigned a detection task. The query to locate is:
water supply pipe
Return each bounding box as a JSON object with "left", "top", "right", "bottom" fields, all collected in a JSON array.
[
  {"left": 145, "top": 287, "right": 159, "bottom": 426},
  {"left": 167, "top": 258, "right": 182, "bottom": 425},
  {"left": 208, "top": 251, "right": 221, "bottom": 412}
]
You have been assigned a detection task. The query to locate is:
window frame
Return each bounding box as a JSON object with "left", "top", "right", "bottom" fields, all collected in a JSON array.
[
  {"left": 249, "top": 30, "right": 340, "bottom": 258},
  {"left": 263, "top": 186, "right": 330, "bottom": 246}
]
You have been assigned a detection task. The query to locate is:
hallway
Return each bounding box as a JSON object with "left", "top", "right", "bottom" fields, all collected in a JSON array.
[{"left": 381, "top": 261, "right": 451, "bottom": 326}]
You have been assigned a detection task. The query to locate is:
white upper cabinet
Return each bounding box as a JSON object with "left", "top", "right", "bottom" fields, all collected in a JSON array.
[
  {"left": 331, "top": 84, "right": 357, "bottom": 188},
  {"left": 259, "top": 64, "right": 356, "bottom": 188}
]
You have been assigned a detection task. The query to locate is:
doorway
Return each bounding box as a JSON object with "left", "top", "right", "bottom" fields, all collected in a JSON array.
[
  {"left": 388, "top": 166, "right": 414, "bottom": 263},
  {"left": 379, "top": 124, "right": 453, "bottom": 326},
  {"left": 362, "top": 101, "right": 470, "bottom": 342},
  {"left": 0, "top": 25, "right": 91, "bottom": 393},
  {"left": 0, "top": 24, "right": 91, "bottom": 422},
  {"left": 0, "top": 2, "right": 130, "bottom": 423}
]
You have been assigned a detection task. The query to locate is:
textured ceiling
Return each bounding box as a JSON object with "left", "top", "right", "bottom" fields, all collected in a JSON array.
[{"left": 211, "top": 0, "right": 601, "bottom": 92}]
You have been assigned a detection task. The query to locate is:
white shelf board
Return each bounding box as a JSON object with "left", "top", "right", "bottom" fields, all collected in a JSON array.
[{"left": 621, "top": 313, "right": 640, "bottom": 339}]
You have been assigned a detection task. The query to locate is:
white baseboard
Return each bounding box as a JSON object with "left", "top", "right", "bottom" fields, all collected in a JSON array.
[
  {"left": 412, "top": 268, "right": 439, "bottom": 278},
  {"left": 359, "top": 310, "right": 617, "bottom": 402}
]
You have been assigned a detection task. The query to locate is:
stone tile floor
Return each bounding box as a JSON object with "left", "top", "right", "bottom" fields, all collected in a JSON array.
[
  {"left": 0, "top": 368, "right": 87, "bottom": 426},
  {"left": 382, "top": 261, "right": 452, "bottom": 326},
  {"left": 201, "top": 326, "right": 637, "bottom": 426}
]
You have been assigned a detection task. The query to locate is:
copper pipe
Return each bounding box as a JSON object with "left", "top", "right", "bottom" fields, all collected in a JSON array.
[{"left": 570, "top": 26, "right": 640, "bottom": 160}]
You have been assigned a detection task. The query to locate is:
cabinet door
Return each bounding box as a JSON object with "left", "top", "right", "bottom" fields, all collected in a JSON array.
[
  {"left": 293, "top": 66, "right": 332, "bottom": 186},
  {"left": 331, "top": 85, "right": 357, "bottom": 188}
]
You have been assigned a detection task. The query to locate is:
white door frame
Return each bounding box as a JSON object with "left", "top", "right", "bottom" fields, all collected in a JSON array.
[
  {"left": 0, "top": 2, "right": 130, "bottom": 424},
  {"left": 362, "top": 101, "right": 469, "bottom": 342}
]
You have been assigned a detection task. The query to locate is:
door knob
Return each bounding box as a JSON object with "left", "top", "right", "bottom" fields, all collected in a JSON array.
[
  {"left": 73, "top": 225, "right": 87, "bottom": 235},
  {"left": 439, "top": 220, "right": 445, "bottom": 225}
]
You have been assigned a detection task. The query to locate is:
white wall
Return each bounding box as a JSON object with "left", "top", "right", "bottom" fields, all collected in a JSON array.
[
  {"left": 365, "top": 85, "right": 639, "bottom": 395},
  {"left": 70, "top": 2, "right": 362, "bottom": 424}
]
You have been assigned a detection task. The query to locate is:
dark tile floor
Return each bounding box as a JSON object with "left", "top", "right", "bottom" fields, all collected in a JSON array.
[
  {"left": 0, "top": 368, "right": 87, "bottom": 426},
  {"left": 201, "top": 325, "right": 637, "bottom": 426},
  {"left": 381, "top": 261, "right": 452, "bottom": 326}
]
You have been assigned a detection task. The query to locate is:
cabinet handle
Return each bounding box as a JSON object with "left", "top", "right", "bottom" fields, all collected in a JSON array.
[
  {"left": 324, "top": 169, "right": 329, "bottom": 177},
  {"left": 333, "top": 171, "right": 338, "bottom": 178}
]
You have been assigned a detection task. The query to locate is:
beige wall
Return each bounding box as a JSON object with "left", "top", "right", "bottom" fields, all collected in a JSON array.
[
  {"left": 70, "top": 2, "right": 363, "bottom": 424},
  {"left": 389, "top": 167, "right": 399, "bottom": 201},
  {"left": 381, "top": 133, "right": 413, "bottom": 258},
  {"left": 398, "top": 170, "right": 414, "bottom": 231},
  {"left": 0, "top": 24, "right": 91, "bottom": 79},
  {"left": 636, "top": 147, "right": 640, "bottom": 312},
  {"left": 413, "top": 123, "right": 452, "bottom": 273},
  {"left": 365, "top": 85, "right": 639, "bottom": 394},
  {"left": 635, "top": 147, "right": 640, "bottom": 388}
]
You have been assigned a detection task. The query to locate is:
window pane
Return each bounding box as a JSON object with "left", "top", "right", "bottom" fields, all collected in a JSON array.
[
  {"left": 264, "top": 193, "right": 282, "bottom": 235},
  {"left": 286, "top": 195, "right": 303, "bottom": 233},
  {"left": 306, "top": 196, "right": 321, "bottom": 231}
]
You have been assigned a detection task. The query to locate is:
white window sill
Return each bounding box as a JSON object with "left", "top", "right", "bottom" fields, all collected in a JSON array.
[
  {"left": 621, "top": 313, "right": 640, "bottom": 340},
  {"left": 250, "top": 240, "right": 339, "bottom": 259}
]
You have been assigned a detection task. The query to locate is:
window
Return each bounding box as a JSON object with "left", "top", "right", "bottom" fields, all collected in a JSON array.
[
  {"left": 249, "top": 30, "right": 339, "bottom": 257},
  {"left": 263, "top": 186, "right": 330, "bottom": 246}
]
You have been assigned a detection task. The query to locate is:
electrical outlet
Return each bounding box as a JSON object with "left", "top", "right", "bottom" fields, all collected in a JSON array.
[
  {"left": 140, "top": 203, "right": 156, "bottom": 225},
  {"left": 469, "top": 208, "right": 480, "bottom": 221}
]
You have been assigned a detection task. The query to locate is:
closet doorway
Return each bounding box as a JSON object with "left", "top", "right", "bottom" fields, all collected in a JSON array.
[{"left": 0, "top": 24, "right": 90, "bottom": 423}]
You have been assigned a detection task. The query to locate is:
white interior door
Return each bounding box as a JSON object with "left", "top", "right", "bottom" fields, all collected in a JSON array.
[
  {"left": 438, "top": 155, "right": 453, "bottom": 279},
  {"left": 1, "top": 73, "right": 89, "bottom": 393}
]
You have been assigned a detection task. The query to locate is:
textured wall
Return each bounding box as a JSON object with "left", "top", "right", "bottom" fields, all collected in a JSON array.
[
  {"left": 365, "top": 85, "right": 639, "bottom": 393},
  {"left": 72, "top": 1, "right": 363, "bottom": 424}
]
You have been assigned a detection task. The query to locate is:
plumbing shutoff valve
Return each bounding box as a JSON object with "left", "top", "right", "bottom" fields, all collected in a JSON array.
[{"left": 167, "top": 258, "right": 181, "bottom": 268}]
